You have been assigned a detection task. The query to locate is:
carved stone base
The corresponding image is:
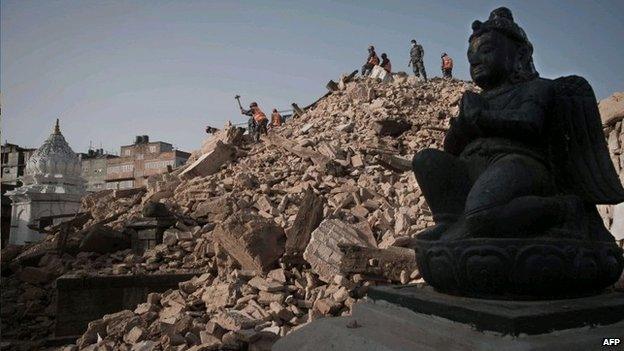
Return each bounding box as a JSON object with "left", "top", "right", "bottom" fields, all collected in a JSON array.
[
  {"left": 367, "top": 284, "right": 624, "bottom": 335},
  {"left": 413, "top": 238, "right": 624, "bottom": 299}
]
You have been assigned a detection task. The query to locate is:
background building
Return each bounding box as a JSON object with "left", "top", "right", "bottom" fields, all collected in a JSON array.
[
  {"left": 78, "top": 149, "right": 118, "bottom": 192},
  {"left": 1, "top": 142, "right": 36, "bottom": 187},
  {"left": 105, "top": 135, "right": 190, "bottom": 190},
  {"left": 1, "top": 143, "right": 36, "bottom": 247}
]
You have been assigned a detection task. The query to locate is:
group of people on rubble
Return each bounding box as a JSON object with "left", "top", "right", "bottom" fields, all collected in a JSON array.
[
  {"left": 237, "top": 38, "right": 454, "bottom": 143},
  {"left": 362, "top": 39, "right": 453, "bottom": 80},
  {"left": 240, "top": 102, "right": 283, "bottom": 142}
]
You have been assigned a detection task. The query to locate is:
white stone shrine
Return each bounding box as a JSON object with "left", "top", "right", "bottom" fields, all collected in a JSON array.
[{"left": 7, "top": 119, "right": 86, "bottom": 245}]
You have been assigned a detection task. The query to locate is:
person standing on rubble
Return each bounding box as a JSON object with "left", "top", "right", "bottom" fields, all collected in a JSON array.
[
  {"left": 441, "top": 52, "right": 453, "bottom": 79},
  {"left": 361, "top": 45, "right": 380, "bottom": 76},
  {"left": 241, "top": 102, "right": 268, "bottom": 142},
  {"left": 270, "top": 108, "right": 282, "bottom": 129},
  {"left": 408, "top": 39, "right": 427, "bottom": 81},
  {"left": 380, "top": 53, "right": 392, "bottom": 73}
]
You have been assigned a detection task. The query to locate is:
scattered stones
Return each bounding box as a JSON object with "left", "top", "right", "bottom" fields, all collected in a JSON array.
[
  {"left": 600, "top": 92, "right": 624, "bottom": 126},
  {"left": 597, "top": 91, "right": 624, "bottom": 242},
  {"left": 373, "top": 118, "right": 412, "bottom": 137}
]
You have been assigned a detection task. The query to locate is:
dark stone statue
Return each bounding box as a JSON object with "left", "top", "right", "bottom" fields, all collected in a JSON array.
[{"left": 411, "top": 7, "right": 624, "bottom": 298}]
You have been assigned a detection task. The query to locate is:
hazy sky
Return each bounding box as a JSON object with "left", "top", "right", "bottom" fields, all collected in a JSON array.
[{"left": 2, "top": 0, "right": 623, "bottom": 153}]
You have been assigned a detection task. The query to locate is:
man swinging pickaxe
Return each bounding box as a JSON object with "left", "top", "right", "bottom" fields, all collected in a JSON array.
[{"left": 236, "top": 95, "right": 268, "bottom": 142}]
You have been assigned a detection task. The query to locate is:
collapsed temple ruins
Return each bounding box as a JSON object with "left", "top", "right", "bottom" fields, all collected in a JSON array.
[{"left": 1, "top": 71, "right": 623, "bottom": 350}]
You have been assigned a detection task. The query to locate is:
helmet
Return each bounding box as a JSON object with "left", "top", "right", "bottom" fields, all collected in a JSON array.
[
  {"left": 381, "top": 53, "right": 387, "bottom": 58},
  {"left": 368, "top": 45, "right": 375, "bottom": 51},
  {"left": 441, "top": 52, "right": 447, "bottom": 58},
  {"left": 249, "top": 102, "right": 258, "bottom": 107},
  {"left": 411, "top": 39, "right": 417, "bottom": 44}
]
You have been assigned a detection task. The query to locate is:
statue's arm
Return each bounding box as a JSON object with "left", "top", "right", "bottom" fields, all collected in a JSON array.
[
  {"left": 476, "top": 98, "right": 547, "bottom": 140},
  {"left": 443, "top": 114, "right": 475, "bottom": 156}
]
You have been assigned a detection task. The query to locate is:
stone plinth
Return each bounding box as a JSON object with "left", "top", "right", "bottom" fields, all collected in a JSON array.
[
  {"left": 367, "top": 284, "right": 624, "bottom": 335},
  {"left": 274, "top": 298, "right": 624, "bottom": 351}
]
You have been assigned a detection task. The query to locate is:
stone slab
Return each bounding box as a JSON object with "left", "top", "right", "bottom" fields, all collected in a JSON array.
[
  {"left": 274, "top": 299, "right": 624, "bottom": 351},
  {"left": 179, "top": 140, "right": 236, "bottom": 180},
  {"left": 367, "top": 284, "right": 624, "bottom": 335},
  {"left": 303, "top": 219, "right": 376, "bottom": 283}
]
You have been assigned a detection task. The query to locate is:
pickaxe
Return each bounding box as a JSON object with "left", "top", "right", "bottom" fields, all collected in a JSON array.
[{"left": 234, "top": 95, "right": 243, "bottom": 110}]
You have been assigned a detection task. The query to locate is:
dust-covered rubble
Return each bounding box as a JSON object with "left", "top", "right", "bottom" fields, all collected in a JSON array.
[{"left": 2, "top": 75, "right": 477, "bottom": 350}]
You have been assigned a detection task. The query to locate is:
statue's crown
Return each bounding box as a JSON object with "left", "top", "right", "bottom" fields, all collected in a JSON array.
[{"left": 470, "top": 7, "right": 529, "bottom": 45}]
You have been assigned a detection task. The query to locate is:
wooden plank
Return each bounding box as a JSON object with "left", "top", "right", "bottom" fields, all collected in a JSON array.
[{"left": 285, "top": 189, "right": 325, "bottom": 256}]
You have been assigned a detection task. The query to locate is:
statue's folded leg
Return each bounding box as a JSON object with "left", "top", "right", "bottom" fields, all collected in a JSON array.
[
  {"left": 412, "top": 149, "right": 471, "bottom": 239},
  {"left": 464, "top": 154, "right": 576, "bottom": 237}
]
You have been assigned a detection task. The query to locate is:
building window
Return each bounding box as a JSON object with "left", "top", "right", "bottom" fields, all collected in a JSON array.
[
  {"left": 145, "top": 160, "right": 174, "bottom": 170},
  {"left": 119, "top": 180, "right": 134, "bottom": 189},
  {"left": 124, "top": 149, "right": 132, "bottom": 156},
  {"left": 108, "top": 164, "right": 134, "bottom": 174},
  {"left": 149, "top": 145, "right": 157, "bottom": 153}
]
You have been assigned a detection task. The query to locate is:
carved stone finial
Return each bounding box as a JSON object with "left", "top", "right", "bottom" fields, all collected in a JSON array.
[{"left": 53, "top": 118, "right": 61, "bottom": 135}]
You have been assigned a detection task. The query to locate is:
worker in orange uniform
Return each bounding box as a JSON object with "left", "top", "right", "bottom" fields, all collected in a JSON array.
[
  {"left": 361, "top": 45, "right": 380, "bottom": 76},
  {"left": 241, "top": 102, "right": 268, "bottom": 142},
  {"left": 380, "top": 53, "right": 392, "bottom": 73},
  {"left": 441, "top": 53, "right": 453, "bottom": 79},
  {"left": 270, "top": 108, "right": 282, "bottom": 129}
]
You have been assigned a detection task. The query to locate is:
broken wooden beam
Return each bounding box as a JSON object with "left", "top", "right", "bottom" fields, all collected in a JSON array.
[
  {"left": 285, "top": 189, "right": 325, "bottom": 256},
  {"left": 376, "top": 154, "right": 413, "bottom": 173}
]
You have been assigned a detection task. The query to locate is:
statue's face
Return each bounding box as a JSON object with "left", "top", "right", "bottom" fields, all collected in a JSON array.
[{"left": 468, "top": 31, "right": 516, "bottom": 90}]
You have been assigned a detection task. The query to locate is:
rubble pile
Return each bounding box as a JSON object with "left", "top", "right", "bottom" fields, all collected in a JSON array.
[
  {"left": 63, "top": 76, "right": 474, "bottom": 350},
  {"left": 0, "top": 249, "right": 65, "bottom": 344},
  {"left": 2, "top": 75, "right": 476, "bottom": 350}
]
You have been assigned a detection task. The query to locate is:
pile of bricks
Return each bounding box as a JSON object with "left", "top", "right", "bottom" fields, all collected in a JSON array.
[{"left": 2, "top": 74, "right": 478, "bottom": 350}]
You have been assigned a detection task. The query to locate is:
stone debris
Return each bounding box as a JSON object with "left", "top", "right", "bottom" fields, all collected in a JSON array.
[
  {"left": 373, "top": 117, "right": 412, "bottom": 137},
  {"left": 303, "top": 219, "right": 376, "bottom": 283},
  {"left": 369, "top": 65, "right": 393, "bottom": 83},
  {"left": 2, "top": 74, "right": 477, "bottom": 349},
  {"left": 597, "top": 91, "right": 624, "bottom": 246},
  {"left": 213, "top": 213, "right": 285, "bottom": 273},
  {"left": 180, "top": 140, "right": 238, "bottom": 180},
  {"left": 600, "top": 92, "right": 624, "bottom": 127}
]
